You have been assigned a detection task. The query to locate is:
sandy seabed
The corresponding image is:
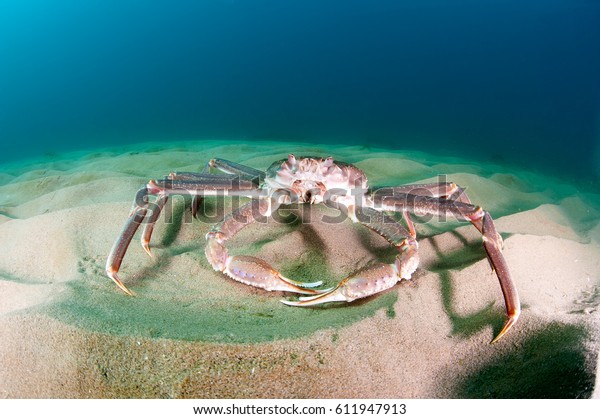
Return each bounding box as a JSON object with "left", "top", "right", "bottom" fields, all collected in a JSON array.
[{"left": 0, "top": 140, "right": 599, "bottom": 398}]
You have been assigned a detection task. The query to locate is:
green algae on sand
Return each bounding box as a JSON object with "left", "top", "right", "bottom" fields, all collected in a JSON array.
[{"left": 43, "top": 280, "right": 399, "bottom": 343}]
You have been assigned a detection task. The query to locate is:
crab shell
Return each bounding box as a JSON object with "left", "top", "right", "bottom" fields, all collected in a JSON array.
[{"left": 264, "top": 154, "right": 370, "bottom": 204}]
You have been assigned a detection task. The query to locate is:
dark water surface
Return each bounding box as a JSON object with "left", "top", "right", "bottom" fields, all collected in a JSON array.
[{"left": 1, "top": 1, "right": 599, "bottom": 182}]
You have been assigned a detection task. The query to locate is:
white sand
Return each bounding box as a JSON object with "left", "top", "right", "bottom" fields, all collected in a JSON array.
[{"left": 0, "top": 140, "right": 599, "bottom": 398}]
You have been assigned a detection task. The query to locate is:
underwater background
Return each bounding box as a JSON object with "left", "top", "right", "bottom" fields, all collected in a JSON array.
[{"left": 1, "top": 0, "right": 599, "bottom": 183}]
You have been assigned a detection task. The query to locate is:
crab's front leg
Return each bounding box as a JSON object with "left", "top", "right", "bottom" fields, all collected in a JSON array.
[
  {"left": 283, "top": 208, "right": 418, "bottom": 306},
  {"left": 205, "top": 199, "right": 322, "bottom": 294},
  {"left": 106, "top": 174, "right": 259, "bottom": 295}
]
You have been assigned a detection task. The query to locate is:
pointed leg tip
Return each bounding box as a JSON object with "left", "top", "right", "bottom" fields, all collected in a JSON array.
[
  {"left": 490, "top": 313, "right": 519, "bottom": 344},
  {"left": 299, "top": 288, "right": 322, "bottom": 295},
  {"left": 107, "top": 270, "right": 135, "bottom": 296},
  {"left": 279, "top": 284, "right": 322, "bottom": 295},
  {"left": 280, "top": 295, "right": 323, "bottom": 306},
  {"left": 115, "top": 281, "right": 135, "bottom": 297},
  {"left": 490, "top": 331, "right": 507, "bottom": 345},
  {"left": 281, "top": 288, "right": 345, "bottom": 306},
  {"left": 141, "top": 241, "right": 153, "bottom": 258},
  {"left": 299, "top": 286, "right": 335, "bottom": 300},
  {"left": 273, "top": 273, "right": 323, "bottom": 293}
]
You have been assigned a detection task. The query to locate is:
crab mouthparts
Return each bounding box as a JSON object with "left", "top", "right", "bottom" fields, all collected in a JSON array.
[{"left": 303, "top": 190, "right": 313, "bottom": 202}]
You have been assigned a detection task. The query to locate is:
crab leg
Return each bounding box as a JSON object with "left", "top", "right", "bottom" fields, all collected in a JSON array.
[
  {"left": 283, "top": 208, "right": 419, "bottom": 306},
  {"left": 139, "top": 170, "right": 235, "bottom": 256},
  {"left": 106, "top": 188, "right": 150, "bottom": 296},
  {"left": 139, "top": 166, "right": 262, "bottom": 255},
  {"left": 106, "top": 174, "right": 259, "bottom": 295},
  {"left": 205, "top": 199, "right": 322, "bottom": 294},
  {"left": 403, "top": 210, "right": 416, "bottom": 238},
  {"left": 470, "top": 210, "right": 520, "bottom": 343},
  {"left": 371, "top": 182, "right": 472, "bottom": 204},
  {"left": 292, "top": 182, "right": 470, "bottom": 306},
  {"left": 374, "top": 194, "right": 520, "bottom": 343},
  {"left": 168, "top": 158, "right": 264, "bottom": 183},
  {"left": 141, "top": 173, "right": 259, "bottom": 254},
  {"left": 201, "top": 158, "right": 265, "bottom": 182},
  {"left": 140, "top": 193, "right": 168, "bottom": 257},
  {"left": 188, "top": 158, "right": 265, "bottom": 218}
]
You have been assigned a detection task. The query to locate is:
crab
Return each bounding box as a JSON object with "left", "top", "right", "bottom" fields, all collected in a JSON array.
[{"left": 106, "top": 154, "right": 520, "bottom": 343}]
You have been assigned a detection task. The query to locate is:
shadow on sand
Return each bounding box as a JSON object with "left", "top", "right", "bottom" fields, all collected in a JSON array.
[{"left": 453, "top": 322, "right": 596, "bottom": 398}]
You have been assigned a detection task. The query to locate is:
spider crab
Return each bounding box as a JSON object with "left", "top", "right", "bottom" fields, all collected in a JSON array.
[{"left": 106, "top": 154, "right": 520, "bottom": 343}]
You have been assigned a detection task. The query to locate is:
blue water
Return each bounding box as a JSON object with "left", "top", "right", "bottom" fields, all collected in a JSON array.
[{"left": 1, "top": 0, "right": 599, "bottom": 182}]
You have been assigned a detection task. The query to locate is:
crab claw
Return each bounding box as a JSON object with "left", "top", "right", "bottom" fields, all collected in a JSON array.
[
  {"left": 282, "top": 263, "right": 400, "bottom": 306},
  {"left": 224, "top": 255, "right": 322, "bottom": 294}
]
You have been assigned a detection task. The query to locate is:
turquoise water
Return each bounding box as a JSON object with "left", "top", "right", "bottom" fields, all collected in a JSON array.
[{"left": 0, "top": 0, "right": 599, "bottom": 183}]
